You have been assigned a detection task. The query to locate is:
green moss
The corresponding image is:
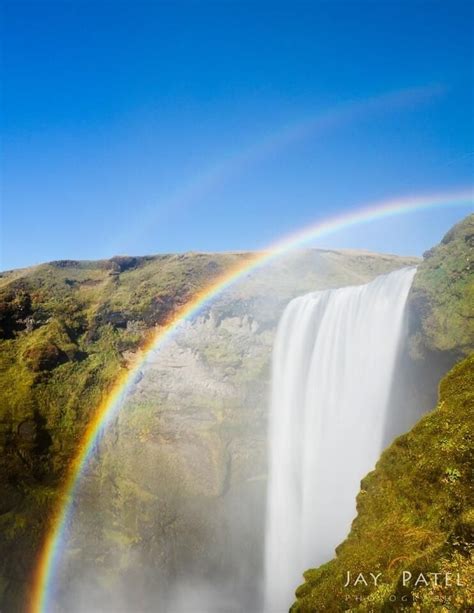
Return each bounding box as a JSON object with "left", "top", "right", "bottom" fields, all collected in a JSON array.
[
  {"left": 409, "top": 214, "right": 474, "bottom": 358},
  {"left": 291, "top": 355, "right": 474, "bottom": 612}
]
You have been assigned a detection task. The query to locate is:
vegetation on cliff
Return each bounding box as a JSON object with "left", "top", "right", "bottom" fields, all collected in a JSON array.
[
  {"left": 409, "top": 213, "right": 474, "bottom": 359},
  {"left": 291, "top": 354, "right": 473, "bottom": 612}
]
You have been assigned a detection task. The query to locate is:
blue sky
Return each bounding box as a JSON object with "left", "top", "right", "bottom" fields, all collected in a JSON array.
[{"left": 2, "top": 1, "right": 473, "bottom": 270}]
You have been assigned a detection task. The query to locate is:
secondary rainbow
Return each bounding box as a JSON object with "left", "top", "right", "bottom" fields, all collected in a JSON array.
[{"left": 29, "top": 187, "right": 473, "bottom": 613}]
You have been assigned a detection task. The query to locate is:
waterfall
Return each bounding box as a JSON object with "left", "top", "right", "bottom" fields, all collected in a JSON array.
[{"left": 263, "top": 267, "right": 416, "bottom": 612}]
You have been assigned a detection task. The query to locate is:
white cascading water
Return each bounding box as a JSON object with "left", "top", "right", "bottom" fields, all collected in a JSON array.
[{"left": 264, "top": 267, "right": 417, "bottom": 612}]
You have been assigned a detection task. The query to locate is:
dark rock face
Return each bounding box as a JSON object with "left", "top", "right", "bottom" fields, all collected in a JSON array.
[
  {"left": 98, "top": 309, "right": 129, "bottom": 329},
  {"left": 17, "top": 419, "right": 36, "bottom": 441},
  {"left": 0, "top": 485, "right": 23, "bottom": 516},
  {"left": 50, "top": 260, "right": 82, "bottom": 268},
  {"left": 0, "top": 291, "right": 32, "bottom": 339},
  {"left": 23, "top": 342, "right": 69, "bottom": 371}
]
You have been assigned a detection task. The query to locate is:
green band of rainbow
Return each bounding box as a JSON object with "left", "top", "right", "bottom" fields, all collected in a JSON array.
[{"left": 29, "top": 188, "right": 473, "bottom": 613}]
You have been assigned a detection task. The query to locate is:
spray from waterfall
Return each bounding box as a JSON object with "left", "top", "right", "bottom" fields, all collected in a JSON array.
[{"left": 264, "top": 267, "right": 417, "bottom": 611}]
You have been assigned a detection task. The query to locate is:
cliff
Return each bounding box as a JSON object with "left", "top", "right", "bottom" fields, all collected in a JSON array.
[
  {"left": 0, "top": 248, "right": 416, "bottom": 611},
  {"left": 409, "top": 213, "right": 474, "bottom": 360}
]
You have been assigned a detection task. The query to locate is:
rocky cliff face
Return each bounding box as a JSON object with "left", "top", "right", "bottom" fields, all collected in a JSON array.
[
  {"left": 408, "top": 214, "right": 474, "bottom": 362},
  {"left": 0, "top": 247, "right": 416, "bottom": 611}
]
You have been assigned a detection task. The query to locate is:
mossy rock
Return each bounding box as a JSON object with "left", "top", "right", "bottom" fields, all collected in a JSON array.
[
  {"left": 291, "top": 354, "right": 474, "bottom": 612},
  {"left": 409, "top": 214, "right": 474, "bottom": 360},
  {"left": 22, "top": 342, "right": 69, "bottom": 371}
]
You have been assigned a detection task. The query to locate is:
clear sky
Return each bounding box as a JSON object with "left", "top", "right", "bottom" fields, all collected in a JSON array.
[{"left": 2, "top": 0, "right": 473, "bottom": 270}]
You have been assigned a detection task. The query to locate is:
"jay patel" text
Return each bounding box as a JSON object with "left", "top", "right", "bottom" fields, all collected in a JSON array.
[{"left": 343, "top": 571, "right": 464, "bottom": 588}]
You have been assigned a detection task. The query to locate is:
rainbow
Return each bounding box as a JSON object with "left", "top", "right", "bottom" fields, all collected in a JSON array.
[
  {"left": 29, "top": 187, "right": 473, "bottom": 613},
  {"left": 110, "top": 84, "right": 442, "bottom": 253}
]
